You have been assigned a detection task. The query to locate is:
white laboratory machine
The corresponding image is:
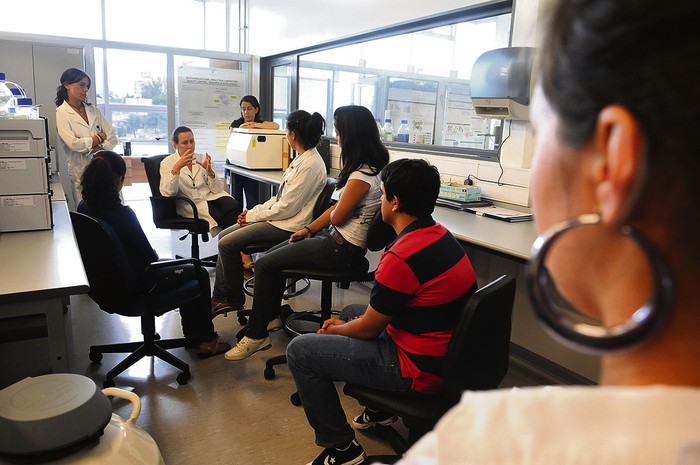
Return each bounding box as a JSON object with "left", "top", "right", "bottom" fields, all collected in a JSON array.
[{"left": 226, "top": 128, "right": 287, "bottom": 170}]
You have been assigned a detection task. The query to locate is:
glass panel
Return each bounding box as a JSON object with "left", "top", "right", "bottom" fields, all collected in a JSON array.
[
  {"left": 0, "top": 0, "right": 101, "bottom": 39},
  {"left": 104, "top": 0, "right": 204, "bottom": 49},
  {"left": 272, "top": 65, "right": 292, "bottom": 129},
  {"left": 205, "top": 0, "right": 227, "bottom": 52},
  {"left": 103, "top": 49, "right": 168, "bottom": 155},
  {"left": 94, "top": 48, "right": 105, "bottom": 105},
  {"left": 298, "top": 12, "right": 511, "bottom": 154},
  {"left": 111, "top": 109, "right": 169, "bottom": 156}
]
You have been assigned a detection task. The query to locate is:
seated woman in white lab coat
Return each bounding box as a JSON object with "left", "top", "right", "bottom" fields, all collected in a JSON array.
[{"left": 159, "top": 126, "right": 241, "bottom": 236}]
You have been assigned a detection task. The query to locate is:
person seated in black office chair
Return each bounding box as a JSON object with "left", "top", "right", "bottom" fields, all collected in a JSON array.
[
  {"left": 210, "top": 110, "right": 329, "bottom": 316},
  {"left": 160, "top": 126, "right": 241, "bottom": 237},
  {"left": 224, "top": 105, "right": 390, "bottom": 361},
  {"left": 78, "top": 150, "right": 231, "bottom": 357},
  {"left": 285, "top": 158, "right": 478, "bottom": 465}
]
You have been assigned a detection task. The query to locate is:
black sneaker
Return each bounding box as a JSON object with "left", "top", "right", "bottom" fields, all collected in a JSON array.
[
  {"left": 307, "top": 439, "right": 366, "bottom": 465},
  {"left": 351, "top": 408, "right": 398, "bottom": 430}
]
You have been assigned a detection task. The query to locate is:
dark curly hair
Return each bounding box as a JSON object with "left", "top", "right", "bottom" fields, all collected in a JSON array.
[{"left": 80, "top": 150, "right": 126, "bottom": 213}]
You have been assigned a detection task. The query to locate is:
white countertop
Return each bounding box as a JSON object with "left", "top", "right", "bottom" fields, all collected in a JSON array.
[{"left": 0, "top": 200, "right": 89, "bottom": 303}]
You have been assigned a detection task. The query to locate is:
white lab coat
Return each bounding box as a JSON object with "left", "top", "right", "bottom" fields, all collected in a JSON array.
[
  {"left": 55, "top": 101, "right": 118, "bottom": 204},
  {"left": 159, "top": 151, "right": 230, "bottom": 231}
]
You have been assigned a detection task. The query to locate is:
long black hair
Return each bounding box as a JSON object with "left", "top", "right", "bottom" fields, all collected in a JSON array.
[
  {"left": 80, "top": 151, "right": 126, "bottom": 214},
  {"left": 333, "top": 105, "right": 389, "bottom": 189},
  {"left": 286, "top": 110, "right": 325, "bottom": 152},
  {"left": 55, "top": 68, "right": 91, "bottom": 106}
]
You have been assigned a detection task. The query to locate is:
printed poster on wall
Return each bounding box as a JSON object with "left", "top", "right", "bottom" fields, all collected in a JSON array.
[{"left": 177, "top": 66, "right": 247, "bottom": 161}]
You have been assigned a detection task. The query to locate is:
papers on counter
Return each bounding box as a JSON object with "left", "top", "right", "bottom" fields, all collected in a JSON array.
[
  {"left": 435, "top": 198, "right": 494, "bottom": 210},
  {"left": 464, "top": 205, "right": 533, "bottom": 222}
]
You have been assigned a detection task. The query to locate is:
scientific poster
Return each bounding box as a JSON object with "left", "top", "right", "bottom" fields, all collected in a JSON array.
[
  {"left": 178, "top": 66, "right": 247, "bottom": 161},
  {"left": 442, "top": 82, "right": 490, "bottom": 149},
  {"left": 386, "top": 78, "right": 438, "bottom": 144}
]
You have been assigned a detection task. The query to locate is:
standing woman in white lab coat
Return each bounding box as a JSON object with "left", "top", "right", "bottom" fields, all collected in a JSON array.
[{"left": 55, "top": 68, "right": 118, "bottom": 207}]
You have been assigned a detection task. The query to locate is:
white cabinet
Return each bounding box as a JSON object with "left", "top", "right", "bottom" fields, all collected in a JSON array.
[{"left": 0, "top": 118, "right": 52, "bottom": 232}]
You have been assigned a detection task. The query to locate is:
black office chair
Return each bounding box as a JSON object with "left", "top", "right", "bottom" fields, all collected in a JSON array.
[
  {"left": 263, "top": 208, "right": 397, "bottom": 382},
  {"left": 141, "top": 155, "right": 216, "bottom": 267},
  {"left": 70, "top": 211, "right": 204, "bottom": 388},
  {"left": 343, "top": 274, "right": 516, "bottom": 456}
]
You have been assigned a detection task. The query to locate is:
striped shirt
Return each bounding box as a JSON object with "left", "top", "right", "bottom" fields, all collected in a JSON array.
[{"left": 370, "top": 217, "right": 476, "bottom": 393}]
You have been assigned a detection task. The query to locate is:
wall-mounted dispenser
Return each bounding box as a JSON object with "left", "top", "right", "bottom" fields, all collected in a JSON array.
[{"left": 470, "top": 47, "right": 537, "bottom": 120}]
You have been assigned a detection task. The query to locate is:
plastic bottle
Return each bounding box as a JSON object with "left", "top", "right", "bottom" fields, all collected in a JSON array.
[
  {"left": 376, "top": 118, "right": 382, "bottom": 135},
  {"left": 14, "top": 97, "right": 39, "bottom": 119},
  {"left": 0, "top": 72, "right": 15, "bottom": 117},
  {"left": 382, "top": 118, "right": 394, "bottom": 143},
  {"left": 396, "top": 119, "right": 409, "bottom": 143}
]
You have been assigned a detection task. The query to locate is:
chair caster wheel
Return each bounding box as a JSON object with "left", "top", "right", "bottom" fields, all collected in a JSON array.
[
  {"left": 103, "top": 379, "right": 116, "bottom": 388},
  {"left": 264, "top": 367, "right": 275, "bottom": 380},
  {"left": 89, "top": 351, "right": 103, "bottom": 363},
  {"left": 177, "top": 371, "right": 191, "bottom": 385},
  {"left": 290, "top": 392, "right": 302, "bottom": 406}
]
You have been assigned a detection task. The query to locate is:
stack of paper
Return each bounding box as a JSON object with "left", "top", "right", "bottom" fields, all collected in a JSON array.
[
  {"left": 436, "top": 198, "right": 493, "bottom": 210},
  {"left": 464, "top": 205, "right": 533, "bottom": 223}
]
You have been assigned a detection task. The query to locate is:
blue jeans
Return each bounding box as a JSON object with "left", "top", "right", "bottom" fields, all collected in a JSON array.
[
  {"left": 286, "top": 329, "right": 413, "bottom": 448},
  {"left": 246, "top": 229, "right": 367, "bottom": 339},
  {"left": 212, "top": 222, "right": 292, "bottom": 307}
]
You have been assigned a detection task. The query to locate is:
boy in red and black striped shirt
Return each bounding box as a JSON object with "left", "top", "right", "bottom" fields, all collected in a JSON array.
[{"left": 288, "top": 158, "right": 476, "bottom": 465}]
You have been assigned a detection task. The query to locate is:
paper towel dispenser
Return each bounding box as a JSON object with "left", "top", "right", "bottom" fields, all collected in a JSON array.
[{"left": 470, "top": 47, "right": 537, "bottom": 120}]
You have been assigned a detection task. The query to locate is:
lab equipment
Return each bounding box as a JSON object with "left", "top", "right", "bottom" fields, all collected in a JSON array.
[{"left": 226, "top": 128, "right": 287, "bottom": 169}]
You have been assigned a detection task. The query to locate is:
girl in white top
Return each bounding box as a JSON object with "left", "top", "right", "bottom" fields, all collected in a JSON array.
[
  {"left": 225, "top": 104, "right": 390, "bottom": 360},
  {"left": 390, "top": 0, "right": 700, "bottom": 464},
  {"left": 55, "top": 68, "right": 117, "bottom": 207}
]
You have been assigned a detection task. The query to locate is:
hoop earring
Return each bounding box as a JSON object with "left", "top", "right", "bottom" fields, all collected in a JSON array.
[{"left": 526, "top": 213, "right": 673, "bottom": 353}]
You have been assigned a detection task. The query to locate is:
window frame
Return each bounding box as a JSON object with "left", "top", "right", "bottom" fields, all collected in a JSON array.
[{"left": 259, "top": 0, "right": 513, "bottom": 163}]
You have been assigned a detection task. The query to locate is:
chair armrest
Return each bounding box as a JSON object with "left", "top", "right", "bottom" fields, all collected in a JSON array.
[
  {"left": 146, "top": 257, "right": 201, "bottom": 271},
  {"left": 143, "top": 258, "right": 202, "bottom": 295},
  {"left": 151, "top": 194, "right": 202, "bottom": 220}
]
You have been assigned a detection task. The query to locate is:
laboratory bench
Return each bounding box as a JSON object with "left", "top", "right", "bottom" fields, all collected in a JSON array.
[{"left": 0, "top": 195, "right": 89, "bottom": 375}]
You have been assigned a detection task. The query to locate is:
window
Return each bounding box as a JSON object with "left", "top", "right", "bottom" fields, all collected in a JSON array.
[
  {"left": 265, "top": 3, "right": 512, "bottom": 160},
  {"left": 101, "top": 49, "right": 169, "bottom": 155}
]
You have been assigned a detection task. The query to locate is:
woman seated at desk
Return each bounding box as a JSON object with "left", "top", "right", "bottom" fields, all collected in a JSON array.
[
  {"left": 211, "top": 110, "right": 328, "bottom": 314},
  {"left": 225, "top": 104, "right": 390, "bottom": 361},
  {"left": 78, "top": 151, "right": 231, "bottom": 357},
  {"left": 229, "top": 95, "right": 280, "bottom": 210}
]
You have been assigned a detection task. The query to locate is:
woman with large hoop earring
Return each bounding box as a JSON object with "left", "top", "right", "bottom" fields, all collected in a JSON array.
[{"left": 389, "top": 0, "right": 700, "bottom": 463}]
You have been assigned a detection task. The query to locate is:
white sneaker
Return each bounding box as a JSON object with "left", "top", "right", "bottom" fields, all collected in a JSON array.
[
  {"left": 224, "top": 336, "right": 272, "bottom": 361},
  {"left": 267, "top": 317, "right": 283, "bottom": 332}
]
